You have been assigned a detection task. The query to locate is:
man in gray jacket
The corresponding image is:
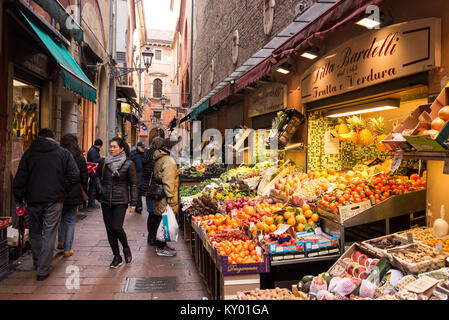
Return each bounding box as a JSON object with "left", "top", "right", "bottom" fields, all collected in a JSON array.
[{"left": 13, "top": 128, "right": 80, "bottom": 281}]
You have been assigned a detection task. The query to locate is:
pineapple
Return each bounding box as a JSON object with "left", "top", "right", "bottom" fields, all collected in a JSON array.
[
  {"left": 370, "top": 116, "right": 387, "bottom": 152},
  {"left": 346, "top": 116, "right": 364, "bottom": 145},
  {"left": 337, "top": 118, "right": 350, "bottom": 140}
]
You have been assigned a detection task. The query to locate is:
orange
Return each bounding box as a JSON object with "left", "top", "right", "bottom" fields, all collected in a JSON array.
[
  {"left": 311, "top": 213, "right": 319, "bottom": 222},
  {"left": 296, "top": 224, "right": 304, "bottom": 232},
  {"left": 269, "top": 224, "right": 277, "bottom": 232},
  {"left": 283, "top": 211, "right": 293, "bottom": 220},
  {"left": 296, "top": 215, "right": 306, "bottom": 224},
  {"left": 308, "top": 219, "right": 314, "bottom": 225},
  {"left": 302, "top": 204, "right": 311, "bottom": 212},
  {"left": 209, "top": 230, "right": 216, "bottom": 236},
  {"left": 248, "top": 243, "right": 255, "bottom": 251},
  {"left": 287, "top": 217, "right": 296, "bottom": 226},
  {"left": 265, "top": 216, "right": 274, "bottom": 225},
  {"left": 215, "top": 213, "right": 222, "bottom": 219},
  {"left": 304, "top": 210, "right": 313, "bottom": 218},
  {"left": 263, "top": 223, "right": 270, "bottom": 234}
]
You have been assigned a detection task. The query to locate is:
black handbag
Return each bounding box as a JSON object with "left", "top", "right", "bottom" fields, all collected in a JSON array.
[
  {"left": 146, "top": 171, "right": 166, "bottom": 200},
  {"left": 93, "top": 162, "right": 106, "bottom": 200}
]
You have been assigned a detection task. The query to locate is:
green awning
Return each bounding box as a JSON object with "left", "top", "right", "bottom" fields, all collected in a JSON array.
[
  {"left": 189, "top": 99, "right": 210, "bottom": 119},
  {"left": 21, "top": 11, "right": 96, "bottom": 102},
  {"left": 32, "top": 0, "right": 83, "bottom": 42}
]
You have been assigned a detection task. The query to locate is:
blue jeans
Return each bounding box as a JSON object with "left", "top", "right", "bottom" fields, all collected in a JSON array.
[{"left": 58, "top": 205, "right": 78, "bottom": 251}]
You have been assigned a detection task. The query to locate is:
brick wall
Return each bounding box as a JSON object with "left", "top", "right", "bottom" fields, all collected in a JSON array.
[{"left": 192, "top": 0, "right": 311, "bottom": 104}]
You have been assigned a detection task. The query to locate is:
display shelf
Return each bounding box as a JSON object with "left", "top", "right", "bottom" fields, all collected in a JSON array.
[
  {"left": 317, "top": 189, "right": 426, "bottom": 230},
  {"left": 390, "top": 151, "right": 449, "bottom": 161},
  {"left": 270, "top": 253, "right": 341, "bottom": 266}
]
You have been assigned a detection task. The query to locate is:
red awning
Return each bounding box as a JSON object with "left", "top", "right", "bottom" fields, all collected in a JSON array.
[
  {"left": 232, "top": 0, "right": 387, "bottom": 94},
  {"left": 233, "top": 56, "right": 277, "bottom": 93},
  {"left": 210, "top": 83, "right": 232, "bottom": 106},
  {"left": 272, "top": 0, "right": 386, "bottom": 60}
]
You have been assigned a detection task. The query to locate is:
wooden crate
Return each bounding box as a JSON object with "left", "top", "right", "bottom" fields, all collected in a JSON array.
[{"left": 220, "top": 273, "right": 261, "bottom": 300}]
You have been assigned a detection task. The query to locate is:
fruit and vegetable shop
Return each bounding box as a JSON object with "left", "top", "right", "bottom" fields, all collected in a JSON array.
[{"left": 175, "top": 0, "right": 449, "bottom": 301}]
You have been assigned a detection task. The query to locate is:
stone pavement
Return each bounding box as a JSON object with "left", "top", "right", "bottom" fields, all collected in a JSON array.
[{"left": 0, "top": 202, "right": 208, "bottom": 300}]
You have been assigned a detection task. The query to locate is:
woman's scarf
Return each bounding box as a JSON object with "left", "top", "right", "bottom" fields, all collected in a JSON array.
[{"left": 105, "top": 151, "right": 127, "bottom": 178}]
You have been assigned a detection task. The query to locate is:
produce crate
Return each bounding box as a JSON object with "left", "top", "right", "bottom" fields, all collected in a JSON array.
[
  {"left": 387, "top": 243, "right": 447, "bottom": 274},
  {"left": 328, "top": 242, "right": 381, "bottom": 277},
  {"left": 317, "top": 200, "right": 371, "bottom": 224},
  {"left": 220, "top": 273, "right": 261, "bottom": 300},
  {"left": 214, "top": 248, "right": 270, "bottom": 276},
  {"left": 395, "top": 226, "right": 435, "bottom": 242},
  {"left": 382, "top": 104, "right": 431, "bottom": 151},
  {"left": 362, "top": 234, "right": 410, "bottom": 258}
]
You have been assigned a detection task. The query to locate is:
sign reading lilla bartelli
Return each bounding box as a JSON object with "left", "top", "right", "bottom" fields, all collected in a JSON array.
[{"left": 300, "top": 18, "right": 441, "bottom": 103}]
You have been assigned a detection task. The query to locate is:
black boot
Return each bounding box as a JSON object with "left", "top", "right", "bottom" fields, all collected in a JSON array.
[
  {"left": 123, "top": 247, "right": 132, "bottom": 264},
  {"left": 109, "top": 255, "right": 123, "bottom": 268}
]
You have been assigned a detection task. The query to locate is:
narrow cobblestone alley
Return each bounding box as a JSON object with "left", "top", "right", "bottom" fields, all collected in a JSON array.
[{"left": 0, "top": 203, "right": 208, "bottom": 300}]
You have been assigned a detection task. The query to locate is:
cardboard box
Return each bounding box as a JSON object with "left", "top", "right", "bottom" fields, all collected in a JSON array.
[
  {"left": 317, "top": 200, "right": 371, "bottom": 224},
  {"left": 297, "top": 229, "right": 339, "bottom": 251},
  {"left": 383, "top": 104, "right": 431, "bottom": 151}
]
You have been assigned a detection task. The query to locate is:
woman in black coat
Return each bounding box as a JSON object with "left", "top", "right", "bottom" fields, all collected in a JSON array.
[
  {"left": 96, "top": 137, "right": 138, "bottom": 268},
  {"left": 58, "top": 134, "right": 88, "bottom": 257}
]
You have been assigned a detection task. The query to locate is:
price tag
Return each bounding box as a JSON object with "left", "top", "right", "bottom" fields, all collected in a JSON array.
[
  {"left": 407, "top": 233, "right": 414, "bottom": 244},
  {"left": 443, "top": 159, "right": 449, "bottom": 175},
  {"left": 249, "top": 222, "right": 255, "bottom": 230},
  {"left": 391, "top": 152, "right": 403, "bottom": 171},
  {"left": 436, "top": 242, "right": 444, "bottom": 253},
  {"left": 273, "top": 224, "right": 291, "bottom": 236},
  {"left": 256, "top": 246, "right": 262, "bottom": 256}
]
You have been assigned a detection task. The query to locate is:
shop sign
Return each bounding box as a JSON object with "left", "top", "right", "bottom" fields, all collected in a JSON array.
[
  {"left": 300, "top": 18, "right": 441, "bottom": 103},
  {"left": 248, "top": 82, "right": 286, "bottom": 117},
  {"left": 120, "top": 102, "right": 131, "bottom": 114},
  {"left": 15, "top": 50, "right": 49, "bottom": 79}
]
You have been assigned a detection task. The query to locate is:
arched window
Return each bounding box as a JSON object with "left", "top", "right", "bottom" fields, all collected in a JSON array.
[{"left": 153, "top": 78, "right": 162, "bottom": 98}]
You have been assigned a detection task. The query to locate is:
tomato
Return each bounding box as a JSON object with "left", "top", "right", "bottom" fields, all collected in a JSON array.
[
  {"left": 380, "top": 196, "right": 387, "bottom": 201},
  {"left": 374, "top": 189, "right": 381, "bottom": 195},
  {"left": 365, "top": 189, "right": 372, "bottom": 197},
  {"left": 375, "top": 199, "right": 381, "bottom": 204},
  {"left": 383, "top": 191, "right": 390, "bottom": 198},
  {"left": 344, "top": 194, "right": 351, "bottom": 201},
  {"left": 410, "top": 174, "right": 419, "bottom": 182},
  {"left": 329, "top": 203, "right": 337, "bottom": 210},
  {"left": 355, "top": 186, "right": 363, "bottom": 193},
  {"left": 354, "top": 198, "right": 361, "bottom": 203},
  {"left": 376, "top": 183, "right": 383, "bottom": 189}
]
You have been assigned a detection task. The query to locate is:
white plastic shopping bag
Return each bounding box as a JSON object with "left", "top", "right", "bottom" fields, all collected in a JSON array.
[{"left": 156, "top": 204, "right": 179, "bottom": 242}]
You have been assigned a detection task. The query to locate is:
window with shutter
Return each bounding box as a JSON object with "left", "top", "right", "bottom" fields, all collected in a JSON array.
[{"left": 153, "top": 78, "right": 162, "bottom": 98}]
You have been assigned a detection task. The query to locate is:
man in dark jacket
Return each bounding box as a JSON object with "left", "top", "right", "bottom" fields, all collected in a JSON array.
[
  {"left": 130, "top": 141, "right": 146, "bottom": 213},
  {"left": 13, "top": 128, "right": 80, "bottom": 281},
  {"left": 87, "top": 139, "right": 103, "bottom": 207}
]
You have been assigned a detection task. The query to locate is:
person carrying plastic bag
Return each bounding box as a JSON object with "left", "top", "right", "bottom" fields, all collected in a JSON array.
[
  {"left": 150, "top": 137, "right": 179, "bottom": 256},
  {"left": 156, "top": 204, "right": 179, "bottom": 243}
]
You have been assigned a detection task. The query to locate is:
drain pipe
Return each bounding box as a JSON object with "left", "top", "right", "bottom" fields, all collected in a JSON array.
[{"left": 108, "top": 0, "right": 116, "bottom": 144}]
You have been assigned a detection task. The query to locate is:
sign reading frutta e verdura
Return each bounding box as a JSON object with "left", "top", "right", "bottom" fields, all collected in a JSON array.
[{"left": 300, "top": 18, "right": 441, "bottom": 103}]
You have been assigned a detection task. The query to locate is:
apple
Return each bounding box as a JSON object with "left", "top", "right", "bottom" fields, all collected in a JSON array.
[
  {"left": 347, "top": 263, "right": 356, "bottom": 276},
  {"left": 370, "top": 259, "right": 379, "bottom": 267},
  {"left": 352, "top": 251, "right": 362, "bottom": 262},
  {"left": 353, "top": 266, "right": 366, "bottom": 278},
  {"left": 358, "top": 271, "right": 369, "bottom": 280},
  {"left": 357, "top": 254, "right": 368, "bottom": 266}
]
